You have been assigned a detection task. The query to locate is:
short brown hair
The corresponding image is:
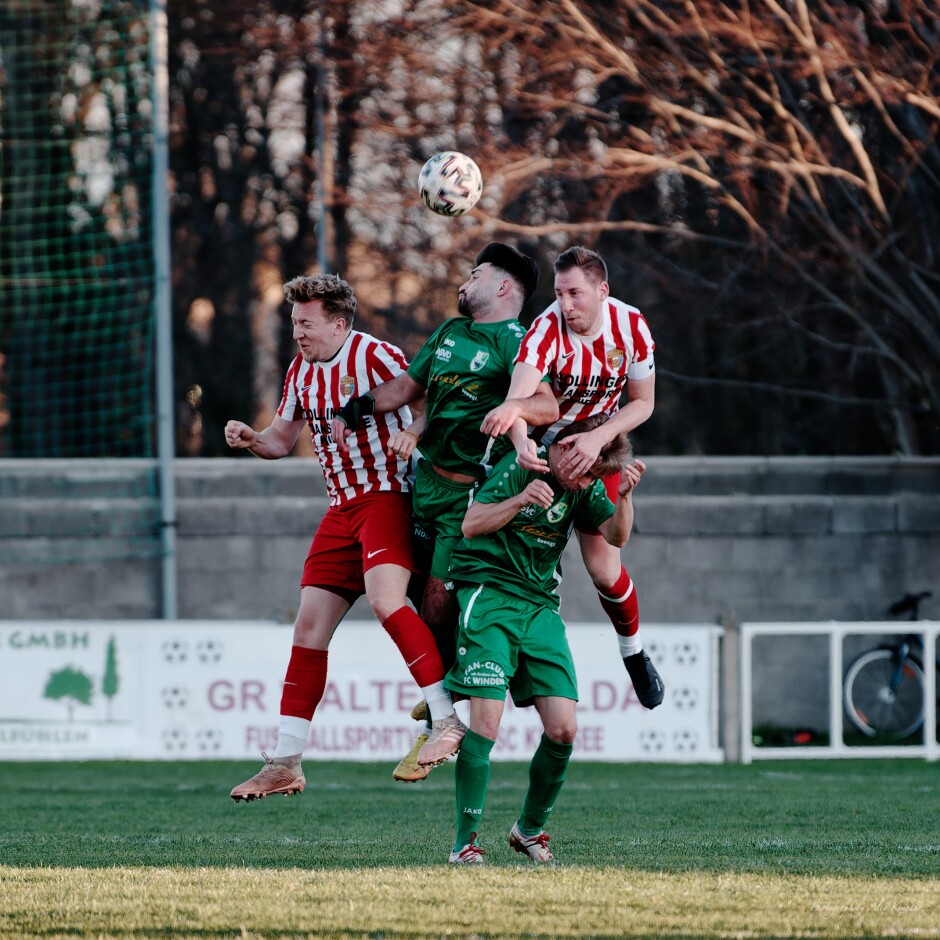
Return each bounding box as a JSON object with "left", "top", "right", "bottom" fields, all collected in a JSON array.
[
  {"left": 284, "top": 273, "right": 357, "bottom": 327},
  {"left": 553, "top": 246, "right": 608, "bottom": 286},
  {"left": 553, "top": 413, "right": 632, "bottom": 479}
]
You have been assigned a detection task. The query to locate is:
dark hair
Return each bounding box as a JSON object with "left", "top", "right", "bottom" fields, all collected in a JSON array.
[
  {"left": 475, "top": 242, "right": 540, "bottom": 304},
  {"left": 284, "top": 274, "right": 357, "bottom": 327},
  {"left": 553, "top": 413, "right": 632, "bottom": 479},
  {"left": 553, "top": 245, "right": 608, "bottom": 286}
]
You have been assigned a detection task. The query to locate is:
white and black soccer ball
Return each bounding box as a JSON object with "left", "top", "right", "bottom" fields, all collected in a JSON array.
[
  {"left": 195, "top": 728, "right": 223, "bottom": 754},
  {"left": 672, "top": 728, "right": 699, "bottom": 753},
  {"left": 644, "top": 640, "right": 667, "bottom": 668},
  {"left": 196, "top": 638, "right": 223, "bottom": 664},
  {"left": 671, "top": 685, "right": 699, "bottom": 711},
  {"left": 161, "top": 726, "right": 188, "bottom": 753},
  {"left": 417, "top": 151, "right": 483, "bottom": 217},
  {"left": 672, "top": 640, "right": 699, "bottom": 667},
  {"left": 161, "top": 638, "right": 188, "bottom": 664},
  {"left": 639, "top": 729, "right": 665, "bottom": 754},
  {"left": 161, "top": 685, "right": 189, "bottom": 709}
]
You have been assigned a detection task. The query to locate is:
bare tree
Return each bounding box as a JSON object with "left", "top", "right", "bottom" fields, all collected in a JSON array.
[
  {"left": 165, "top": 0, "right": 939, "bottom": 455},
  {"left": 441, "top": 0, "right": 940, "bottom": 454}
]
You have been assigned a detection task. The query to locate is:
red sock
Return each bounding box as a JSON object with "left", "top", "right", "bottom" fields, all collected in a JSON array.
[
  {"left": 597, "top": 568, "right": 640, "bottom": 637},
  {"left": 280, "top": 646, "right": 328, "bottom": 719},
  {"left": 382, "top": 606, "right": 445, "bottom": 687}
]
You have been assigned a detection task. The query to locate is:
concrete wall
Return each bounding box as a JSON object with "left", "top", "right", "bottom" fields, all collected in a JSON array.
[
  {"left": 3, "top": 456, "right": 938, "bottom": 751},
  {"left": 1, "top": 456, "right": 937, "bottom": 627}
]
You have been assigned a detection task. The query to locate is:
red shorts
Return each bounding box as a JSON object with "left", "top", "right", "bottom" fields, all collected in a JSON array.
[
  {"left": 301, "top": 491, "right": 416, "bottom": 598},
  {"left": 574, "top": 470, "right": 620, "bottom": 535}
]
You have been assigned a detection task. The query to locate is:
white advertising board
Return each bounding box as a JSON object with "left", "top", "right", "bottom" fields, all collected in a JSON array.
[{"left": 0, "top": 621, "right": 722, "bottom": 762}]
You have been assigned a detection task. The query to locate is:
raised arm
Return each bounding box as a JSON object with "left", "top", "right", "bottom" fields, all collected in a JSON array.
[
  {"left": 598, "top": 459, "right": 646, "bottom": 547},
  {"left": 508, "top": 419, "right": 550, "bottom": 473},
  {"left": 556, "top": 375, "right": 655, "bottom": 477},
  {"left": 617, "top": 373, "right": 655, "bottom": 434},
  {"left": 461, "top": 478, "right": 555, "bottom": 539},
  {"left": 331, "top": 372, "right": 425, "bottom": 452},
  {"left": 224, "top": 414, "right": 305, "bottom": 459},
  {"left": 386, "top": 406, "right": 427, "bottom": 461},
  {"left": 370, "top": 372, "right": 425, "bottom": 414},
  {"left": 480, "top": 367, "right": 557, "bottom": 437}
]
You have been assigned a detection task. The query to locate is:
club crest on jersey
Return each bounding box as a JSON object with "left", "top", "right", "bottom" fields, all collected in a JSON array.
[
  {"left": 546, "top": 499, "right": 570, "bottom": 523},
  {"left": 340, "top": 375, "right": 356, "bottom": 398},
  {"left": 469, "top": 350, "right": 490, "bottom": 372},
  {"left": 607, "top": 348, "right": 625, "bottom": 369}
]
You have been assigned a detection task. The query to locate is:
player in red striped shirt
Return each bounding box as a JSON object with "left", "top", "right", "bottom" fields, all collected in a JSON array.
[
  {"left": 481, "top": 246, "right": 664, "bottom": 709},
  {"left": 224, "top": 273, "right": 465, "bottom": 802}
]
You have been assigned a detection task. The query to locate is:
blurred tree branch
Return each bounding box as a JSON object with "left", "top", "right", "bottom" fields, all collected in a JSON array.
[{"left": 165, "top": 0, "right": 939, "bottom": 455}]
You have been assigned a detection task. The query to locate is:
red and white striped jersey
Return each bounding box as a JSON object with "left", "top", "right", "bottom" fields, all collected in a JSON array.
[
  {"left": 516, "top": 297, "right": 655, "bottom": 444},
  {"left": 277, "top": 331, "right": 412, "bottom": 507}
]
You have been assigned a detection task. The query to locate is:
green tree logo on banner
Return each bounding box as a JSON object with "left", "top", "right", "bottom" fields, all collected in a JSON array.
[
  {"left": 102, "top": 636, "right": 119, "bottom": 721},
  {"left": 44, "top": 667, "right": 94, "bottom": 721}
]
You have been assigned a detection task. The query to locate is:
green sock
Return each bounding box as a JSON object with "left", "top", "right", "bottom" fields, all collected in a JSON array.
[
  {"left": 454, "top": 729, "right": 494, "bottom": 851},
  {"left": 519, "top": 733, "right": 573, "bottom": 835}
]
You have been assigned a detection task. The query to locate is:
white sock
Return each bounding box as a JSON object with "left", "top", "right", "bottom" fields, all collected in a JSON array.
[
  {"left": 274, "top": 714, "right": 310, "bottom": 759},
  {"left": 421, "top": 681, "right": 455, "bottom": 721},
  {"left": 618, "top": 634, "right": 642, "bottom": 658}
]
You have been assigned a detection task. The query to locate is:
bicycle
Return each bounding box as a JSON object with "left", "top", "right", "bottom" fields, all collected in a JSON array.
[{"left": 842, "top": 591, "right": 938, "bottom": 740}]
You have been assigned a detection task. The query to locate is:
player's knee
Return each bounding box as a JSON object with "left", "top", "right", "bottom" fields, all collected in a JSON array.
[
  {"left": 292, "top": 615, "right": 317, "bottom": 647},
  {"left": 593, "top": 559, "right": 621, "bottom": 581},
  {"left": 586, "top": 554, "right": 621, "bottom": 586},
  {"left": 543, "top": 719, "right": 577, "bottom": 745},
  {"left": 470, "top": 716, "right": 501, "bottom": 741},
  {"left": 368, "top": 597, "right": 401, "bottom": 623}
]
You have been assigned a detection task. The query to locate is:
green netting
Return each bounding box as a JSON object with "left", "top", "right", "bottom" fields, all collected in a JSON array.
[
  {"left": 0, "top": 0, "right": 163, "bottom": 564},
  {"left": 0, "top": 0, "right": 157, "bottom": 459}
]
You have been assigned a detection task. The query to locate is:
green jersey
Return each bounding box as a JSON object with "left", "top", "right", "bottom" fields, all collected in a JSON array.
[
  {"left": 448, "top": 449, "right": 616, "bottom": 609},
  {"left": 408, "top": 316, "right": 526, "bottom": 479}
]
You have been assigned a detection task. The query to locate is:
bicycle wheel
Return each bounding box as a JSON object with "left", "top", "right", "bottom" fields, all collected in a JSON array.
[{"left": 844, "top": 648, "right": 925, "bottom": 739}]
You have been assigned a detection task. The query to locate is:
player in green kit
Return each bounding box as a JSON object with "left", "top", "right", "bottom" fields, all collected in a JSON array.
[
  {"left": 332, "top": 243, "right": 558, "bottom": 780},
  {"left": 444, "top": 413, "right": 646, "bottom": 864},
  {"left": 394, "top": 243, "right": 556, "bottom": 614}
]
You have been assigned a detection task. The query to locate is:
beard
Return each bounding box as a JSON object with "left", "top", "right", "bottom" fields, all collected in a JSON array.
[{"left": 456, "top": 291, "right": 479, "bottom": 318}]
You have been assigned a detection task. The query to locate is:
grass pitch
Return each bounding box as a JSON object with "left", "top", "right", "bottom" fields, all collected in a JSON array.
[{"left": 0, "top": 759, "right": 937, "bottom": 939}]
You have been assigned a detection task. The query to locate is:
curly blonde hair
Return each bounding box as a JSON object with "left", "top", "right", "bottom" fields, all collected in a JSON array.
[{"left": 284, "top": 274, "right": 357, "bottom": 327}]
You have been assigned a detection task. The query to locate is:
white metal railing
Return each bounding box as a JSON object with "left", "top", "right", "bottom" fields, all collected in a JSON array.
[{"left": 740, "top": 621, "right": 939, "bottom": 763}]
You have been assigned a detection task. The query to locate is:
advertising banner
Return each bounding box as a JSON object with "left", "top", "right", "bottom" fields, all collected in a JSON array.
[{"left": 0, "top": 621, "right": 722, "bottom": 762}]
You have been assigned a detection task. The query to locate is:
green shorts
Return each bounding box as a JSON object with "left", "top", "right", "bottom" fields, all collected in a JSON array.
[
  {"left": 445, "top": 583, "right": 578, "bottom": 706},
  {"left": 412, "top": 461, "right": 478, "bottom": 581}
]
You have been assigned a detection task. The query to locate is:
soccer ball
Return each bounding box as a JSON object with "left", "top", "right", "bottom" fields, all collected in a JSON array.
[
  {"left": 161, "top": 685, "right": 189, "bottom": 709},
  {"left": 195, "top": 728, "right": 223, "bottom": 753},
  {"left": 639, "top": 729, "right": 665, "bottom": 754},
  {"left": 161, "top": 638, "right": 188, "bottom": 664},
  {"left": 161, "top": 726, "right": 187, "bottom": 753},
  {"left": 417, "top": 151, "right": 483, "bottom": 217},
  {"left": 196, "top": 638, "right": 223, "bottom": 664},
  {"left": 672, "top": 686, "right": 699, "bottom": 711},
  {"left": 672, "top": 729, "right": 699, "bottom": 753},
  {"left": 672, "top": 640, "right": 699, "bottom": 667}
]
